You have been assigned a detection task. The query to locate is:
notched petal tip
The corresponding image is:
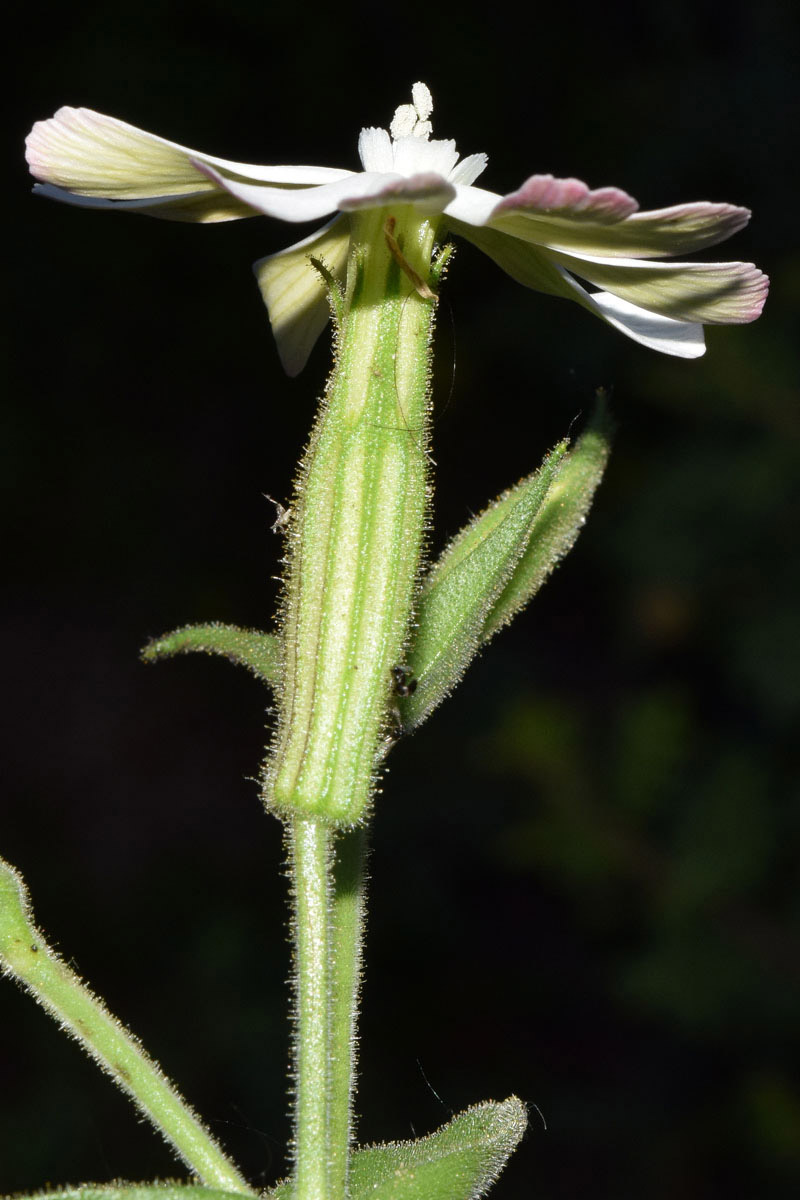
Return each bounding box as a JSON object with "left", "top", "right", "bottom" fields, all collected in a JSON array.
[
  {"left": 448, "top": 152, "right": 489, "bottom": 188},
  {"left": 723, "top": 262, "right": 769, "bottom": 322},
  {"left": 25, "top": 105, "right": 83, "bottom": 172},
  {"left": 24, "top": 105, "right": 220, "bottom": 201},
  {"left": 358, "top": 126, "right": 394, "bottom": 172},
  {"left": 548, "top": 251, "right": 771, "bottom": 326},
  {"left": 493, "top": 174, "right": 639, "bottom": 224},
  {"left": 621, "top": 200, "right": 754, "bottom": 257}
]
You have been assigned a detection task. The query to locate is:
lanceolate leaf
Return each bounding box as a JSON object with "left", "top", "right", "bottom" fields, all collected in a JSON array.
[
  {"left": 142, "top": 622, "right": 280, "bottom": 687},
  {"left": 348, "top": 1098, "right": 527, "bottom": 1200},
  {"left": 483, "top": 400, "right": 612, "bottom": 640},
  {"left": 399, "top": 402, "right": 611, "bottom": 732},
  {"left": 399, "top": 443, "right": 567, "bottom": 730}
]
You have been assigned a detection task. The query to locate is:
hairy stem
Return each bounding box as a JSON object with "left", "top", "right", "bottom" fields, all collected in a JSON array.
[
  {"left": 328, "top": 828, "right": 368, "bottom": 1197},
  {"left": 0, "top": 857, "right": 253, "bottom": 1195},
  {"left": 288, "top": 818, "right": 333, "bottom": 1200}
]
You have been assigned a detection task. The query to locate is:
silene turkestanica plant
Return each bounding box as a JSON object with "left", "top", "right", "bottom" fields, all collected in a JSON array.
[{"left": 3, "top": 82, "right": 767, "bottom": 1200}]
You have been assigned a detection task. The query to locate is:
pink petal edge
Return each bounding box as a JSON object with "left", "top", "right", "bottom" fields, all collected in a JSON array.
[{"left": 492, "top": 174, "right": 639, "bottom": 223}]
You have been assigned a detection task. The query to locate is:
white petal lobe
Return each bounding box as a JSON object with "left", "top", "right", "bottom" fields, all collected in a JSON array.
[
  {"left": 254, "top": 217, "right": 350, "bottom": 375},
  {"left": 358, "top": 127, "right": 394, "bottom": 172},
  {"left": 26, "top": 106, "right": 350, "bottom": 200},
  {"left": 577, "top": 288, "right": 706, "bottom": 358}
]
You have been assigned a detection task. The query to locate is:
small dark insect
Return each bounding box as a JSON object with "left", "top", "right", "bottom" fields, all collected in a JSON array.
[
  {"left": 264, "top": 493, "right": 292, "bottom": 534},
  {"left": 391, "top": 664, "right": 418, "bottom": 697}
]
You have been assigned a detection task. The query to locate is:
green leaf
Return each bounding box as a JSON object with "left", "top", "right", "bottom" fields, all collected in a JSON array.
[
  {"left": 399, "top": 442, "right": 568, "bottom": 730},
  {"left": 1, "top": 859, "right": 252, "bottom": 1194},
  {"left": 399, "top": 399, "right": 611, "bottom": 731},
  {"left": 142, "top": 622, "right": 280, "bottom": 687},
  {"left": 2, "top": 1188, "right": 251, "bottom": 1200},
  {"left": 483, "top": 399, "right": 611, "bottom": 641},
  {"left": 350, "top": 1098, "right": 527, "bottom": 1200}
]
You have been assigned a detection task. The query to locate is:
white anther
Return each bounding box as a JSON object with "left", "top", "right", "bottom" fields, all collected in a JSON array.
[{"left": 390, "top": 81, "right": 434, "bottom": 141}]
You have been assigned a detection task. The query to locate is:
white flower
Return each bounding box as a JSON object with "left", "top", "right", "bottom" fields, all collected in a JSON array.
[{"left": 26, "top": 82, "right": 767, "bottom": 375}]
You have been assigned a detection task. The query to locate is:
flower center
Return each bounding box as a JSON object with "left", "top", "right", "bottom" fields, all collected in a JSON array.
[{"left": 357, "top": 83, "right": 480, "bottom": 185}]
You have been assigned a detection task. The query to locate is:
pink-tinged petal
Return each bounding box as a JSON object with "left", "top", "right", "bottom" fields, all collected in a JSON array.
[
  {"left": 491, "top": 174, "right": 639, "bottom": 224},
  {"left": 448, "top": 220, "right": 706, "bottom": 357},
  {"left": 254, "top": 216, "right": 350, "bottom": 376},
  {"left": 492, "top": 200, "right": 753, "bottom": 259},
  {"left": 197, "top": 161, "right": 456, "bottom": 222},
  {"left": 615, "top": 202, "right": 752, "bottom": 256},
  {"left": 26, "top": 106, "right": 349, "bottom": 201},
  {"left": 545, "top": 248, "right": 769, "bottom": 324},
  {"left": 336, "top": 171, "right": 456, "bottom": 214},
  {"left": 32, "top": 182, "right": 255, "bottom": 223}
]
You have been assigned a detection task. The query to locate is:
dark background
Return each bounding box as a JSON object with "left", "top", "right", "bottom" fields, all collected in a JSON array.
[{"left": 3, "top": 2, "right": 798, "bottom": 1198}]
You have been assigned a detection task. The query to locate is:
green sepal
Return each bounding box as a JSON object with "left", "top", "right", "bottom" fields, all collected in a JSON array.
[
  {"left": 483, "top": 397, "right": 612, "bottom": 641},
  {"left": 400, "top": 399, "right": 611, "bottom": 732},
  {"left": 270, "top": 1097, "right": 527, "bottom": 1200},
  {"left": 2, "top": 1188, "right": 250, "bottom": 1200},
  {"left": 309, "top": 255, "right": 346, "bottom": 330},
  {"left": 399, "top": 442, "right": 568, "bottom": 731},
  {"left": 142, "top": 623, "right": 280, "bottom": 687}
]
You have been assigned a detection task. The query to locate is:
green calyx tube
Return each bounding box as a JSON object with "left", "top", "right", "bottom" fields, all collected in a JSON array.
[{"left": 265, "top": 206, "right": 450, "bottom": 825}]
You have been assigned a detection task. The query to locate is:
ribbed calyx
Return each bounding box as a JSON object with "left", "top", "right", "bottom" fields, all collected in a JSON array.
[{"left": 265, "top": 207, "right": 448, "bottom": 824}]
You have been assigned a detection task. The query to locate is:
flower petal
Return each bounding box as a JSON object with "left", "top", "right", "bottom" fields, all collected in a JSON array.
[
  {"left": 491, "top": 174, "right": 639, "bottom": 223},
  {"left": 447, "top": 221, "right": 706, "bottom": 357},
  {"left": 391, "top": 136, "right": 459, "bottom": 179},
  {"left": 545, "top": 248, "right": 769, "bottom": 324},
  {"left": 443, "top": 184, "right": 505, "bottom": 226},
  {"left": 197, "top": 161, "right": 456, "bottom": 221},
  {"left": 448, "top": 153, "right": 489, "bottom": 187},
  {"left": 573, "top": 288, "right": 706, "bottom": 358},
  {"left": 492, "top": 200, "right": 753, "bottom": 259},
  {"left": 606, "top": 202, "right": 752, "bottom": 256},
  {"left": 446, "top": 218, "right": 578, "bottom": 300},
  {"left": 253, "top": 217, "right": 350, "bottom": 376},
  {"left": 336, "top": 171, "right": 457, "bottom": 214},
  {"left": 32, "top": 181, "right": 255, "bottom": 223},
  {"left": 358, "top": 127, "right": 394, "bottom": 172},
  {"left": 26, "top": 106, "right": 350, "bottom": 200}
]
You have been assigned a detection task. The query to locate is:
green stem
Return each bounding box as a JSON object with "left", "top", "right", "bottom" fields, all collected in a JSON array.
[
  {"left": 328, "top": 828, "right": 368, "bottom": 1198},
  {"left": 286, "top": 822, "right": 367, "bottom": 1200},
  {"left": 0, "top": 857, "right": 253, "bottom": 1195},
  {"left": 278, "top": 209, "right": 447, "bottom": 1200},
  {"left": 288, "top": 818, "right": 333, "bottom": 1200}
]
